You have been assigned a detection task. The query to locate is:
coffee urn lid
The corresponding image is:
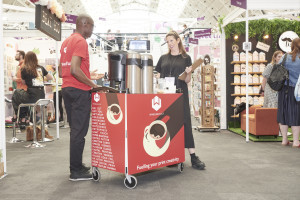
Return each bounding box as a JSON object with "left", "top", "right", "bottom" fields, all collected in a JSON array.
[
  {"left": 127, "top": 52, "right": 141, "bottom": 59},
  {"left": 141, "top": 54, "right": 153, "bottom": 67}
]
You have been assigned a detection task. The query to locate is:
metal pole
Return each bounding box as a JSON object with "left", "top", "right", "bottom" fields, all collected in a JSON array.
[
  {"left": 245, "top": 9, "right": 249, "bottom": 142},
  {"left": 41, "top": 105, "right": 45, "bottom": 141},
  {"left": 0, "top": 0, "right": 8, "bottom": 175},
  {"left": 56, "top": 41, "right": 59, "bottom": 139},
  {"left": 220, "top": 27, "right": 227, "bottom": 129}
]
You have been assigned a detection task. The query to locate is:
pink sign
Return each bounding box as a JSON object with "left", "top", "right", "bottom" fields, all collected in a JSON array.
[{"left": 199, "top": 46, "right": 211, "bottom": 56}]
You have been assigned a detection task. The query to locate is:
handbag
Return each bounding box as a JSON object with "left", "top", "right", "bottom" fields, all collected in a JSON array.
[
  {"left": 295, "top": 75, "right": 300, "bottom": 101},
  {"left": 267, "top": 54, "right": 288, "bottom": 91}
]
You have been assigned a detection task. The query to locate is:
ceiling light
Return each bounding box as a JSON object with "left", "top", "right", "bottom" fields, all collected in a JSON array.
[{"left": 263, "top": 34, "right": 269, "bottom": 39}]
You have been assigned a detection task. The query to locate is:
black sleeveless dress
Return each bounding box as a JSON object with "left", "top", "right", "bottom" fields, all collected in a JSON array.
[{"left": 155, "top": 53, "right": 195, "bottom": 148}]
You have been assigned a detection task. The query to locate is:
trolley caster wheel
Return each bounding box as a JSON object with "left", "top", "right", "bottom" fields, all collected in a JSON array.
[
  {"left": 178, "top": 163, "right": 184, "bottom": 173},
  {"left": 124, "top": 176, "right": 137, "bottom": 189},
  {"left": 92, "top": 167, "right": 101, "bottom": 182}
]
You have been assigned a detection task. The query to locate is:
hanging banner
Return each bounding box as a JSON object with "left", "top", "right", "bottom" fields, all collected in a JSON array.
[
  {"left": 231, "top": 0, "right": 247, "bottom": 9},
  {"left": 65, "top": 14, "right": 77, "bottom": 24},
  {"left": 197, "top": 16, "right": 205, "bottom": 21},
  {"left": 189, "top": 38, "right": 198, "bottom": 45},
  {"left": 194, "top": 29, "right": 211, "bottom": 38}
]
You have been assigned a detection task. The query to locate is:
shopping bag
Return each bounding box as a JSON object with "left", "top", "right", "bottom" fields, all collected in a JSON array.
[{"left": 294, "top": 75, "right": 300, "bottom": 101}]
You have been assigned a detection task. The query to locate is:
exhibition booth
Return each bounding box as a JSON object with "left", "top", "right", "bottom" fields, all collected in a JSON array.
[{"left": 1, "top": 0, "right": 300, "bottom": 187}]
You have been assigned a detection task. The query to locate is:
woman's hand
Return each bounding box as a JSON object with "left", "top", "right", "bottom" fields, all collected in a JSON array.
[
  {"left": 185, "top": 66, "right": 192, "bottom": 74},
  {"left": 184, "top": 66, "right": 192, "bottom": 83}
]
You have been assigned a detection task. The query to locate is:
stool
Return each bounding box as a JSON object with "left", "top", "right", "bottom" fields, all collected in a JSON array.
[
  {"left": 5, "top": 97, "right": 24, "bottom": 143},
  {"left": 17, "top": 99, "right": 54, "bottom": 148}
]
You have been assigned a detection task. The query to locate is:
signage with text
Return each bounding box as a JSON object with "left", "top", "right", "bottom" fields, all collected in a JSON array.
[
  {"left": 194, "top": 29, "right": 211, "bottom": 38},
  {"left": 188, "top": 38, "right": 199, "bottom": 45},
  {"left": 278, "top": 31, "right": 299, "bottom": 53},
  {"left": 256, "top": 41, "right": 270, "bottom": 52},
  {"left": 231, "top": 0, "right": 247, "bottom": 9},
  {"left": 65, "top": 14, "right": 77, "bottom": 24},
  {"left": 197, "top": 16, "right": 205, "bottom": 21},
  {"left": 35, "top": 5, "right": 61, "bottom": 41}
]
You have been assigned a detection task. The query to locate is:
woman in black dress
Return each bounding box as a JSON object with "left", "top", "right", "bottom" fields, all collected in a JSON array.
[
  {"left": 155, "top": 31, "right": 206, "bottom": 170},
  {"left": 12, "top": 51, "right": 53, "bottom": 129}
]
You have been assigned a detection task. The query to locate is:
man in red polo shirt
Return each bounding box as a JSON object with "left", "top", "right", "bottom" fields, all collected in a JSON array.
[{"left": 59, "top": 14, "right": 97, "bottom": 181}]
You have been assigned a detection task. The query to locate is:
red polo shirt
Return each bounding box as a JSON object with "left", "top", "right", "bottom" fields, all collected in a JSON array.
[{"left": 60, "top": 33, "right": 91, "bottom": 91}]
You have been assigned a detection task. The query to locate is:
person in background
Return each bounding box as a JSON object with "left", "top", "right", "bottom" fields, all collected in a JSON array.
[
  {"left": 182, "top": 24, "right": 191, "bottom": 47},
  {"left": 59, "top": 14, "right": 98, "bottom": 181},
  {"left": 261, "top": 50, "right": 283, "bottom": 108},
  {"left": 51, "top": 66, "right": 63, "bottom": 122},
  {"left": 277, "top": 38, "right": 300, "bottom": 147},
  {"left": 13, "top": 50, "right": 27, "bottom": 91},
  {"left": 106, "top": 29, "right": 115, "bottom": 51},
  {"left": 115, "top": 30, "right": 123, "bottom": 50},
  {"left": 155, "top": 30, "right": 206, "bottom": 170},
  {"left": 12, "top": 51, "right": 53, "bottom": 130},
  {"left": 12, "top": 50, "right": 29, "bottom": 128}
]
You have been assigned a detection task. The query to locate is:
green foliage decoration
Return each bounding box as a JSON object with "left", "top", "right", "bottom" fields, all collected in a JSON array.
[{"left": 222, "top": 19, "right": 300, "bottom": 49}]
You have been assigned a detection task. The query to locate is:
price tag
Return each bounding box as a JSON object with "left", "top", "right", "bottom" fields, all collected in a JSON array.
[{"left": 243, "top": 42, "right": 252, "bottom": 51}]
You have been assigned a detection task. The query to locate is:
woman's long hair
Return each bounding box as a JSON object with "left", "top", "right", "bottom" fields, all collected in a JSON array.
[
  {"left": 166, "top": 31, "right": 187, "bottom": 57},
  {"left": 23, "top": 51, "right": 38, "bottom": 77},
  {"left": 271, "top": 50, "right": 283, "bottom": 65},
  {"left": 290, "top": 38, "right": 300, "bottom": 62}
]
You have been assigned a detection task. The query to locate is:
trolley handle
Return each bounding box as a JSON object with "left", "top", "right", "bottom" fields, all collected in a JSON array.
[{"left": 90, "top": 86, "right": 119, "bottom": 93}]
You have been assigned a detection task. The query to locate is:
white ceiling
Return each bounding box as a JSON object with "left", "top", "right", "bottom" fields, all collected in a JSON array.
[{"left": 2, "top": 0, "right": 300, "bottom": 33}]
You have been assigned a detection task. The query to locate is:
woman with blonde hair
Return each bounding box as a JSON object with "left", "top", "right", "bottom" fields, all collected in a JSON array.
[
  {"left": 277, "top": 38, "right": 300, "bottom": 147},
  {"left": 261, "top": 50, "right": 283, "bottom": 107},
  {"left": 155, "top": 31, "right": 206, "bottom": 170},
  {"left": 12, "top": 51, "right": 53, "bottom": 128}
]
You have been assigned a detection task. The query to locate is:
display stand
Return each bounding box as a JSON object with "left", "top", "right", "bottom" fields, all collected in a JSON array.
[{"left": 198, "top": 57, "right": 219, "bottom": 131}]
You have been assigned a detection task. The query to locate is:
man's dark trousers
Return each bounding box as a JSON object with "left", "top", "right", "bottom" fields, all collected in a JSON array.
[{"left": 62, "top": 87, "right": 91, "bottom": 172}]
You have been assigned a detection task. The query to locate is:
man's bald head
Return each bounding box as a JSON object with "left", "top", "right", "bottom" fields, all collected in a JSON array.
[{"left": 75, "top": 14, "right": 94, "bottom": 39}]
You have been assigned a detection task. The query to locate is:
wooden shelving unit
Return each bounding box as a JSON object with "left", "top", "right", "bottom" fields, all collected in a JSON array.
[
  {"left": 231, "top": 72, "right": 262, "bottom": 75},
  {"left": 231, "top": 93, "right": 260, "bottom": 96},
  {"left": 230, "top": 60, "right": 268, "bottom": 64},
  {"left": 231, "top": 83, "right": 262, "bottom": 86}
]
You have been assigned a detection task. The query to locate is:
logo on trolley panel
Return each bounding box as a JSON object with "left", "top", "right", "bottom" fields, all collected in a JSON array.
[
  {"left": 107, "top": 104, "right": 123, "bottom": 125},
  {"left": 152, "top": 96, "right": 161, "bottom": 111},
  {"left": 143, "top": 120, "right": 170, "bottom": 157},
  {"left": 94, "top": 93, "right": 100, "bottom": 102}
]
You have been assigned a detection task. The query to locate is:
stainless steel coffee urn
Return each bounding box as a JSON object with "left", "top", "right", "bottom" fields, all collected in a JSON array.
[
  {"left": 141, "top": 54, "right": 153, "bottom": 94},
  {"left": 108, "top": 51, "right": 127, "bottom": 90},
  {"left": 126, "top": 53, "right": 142, "bottom": 94}
]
